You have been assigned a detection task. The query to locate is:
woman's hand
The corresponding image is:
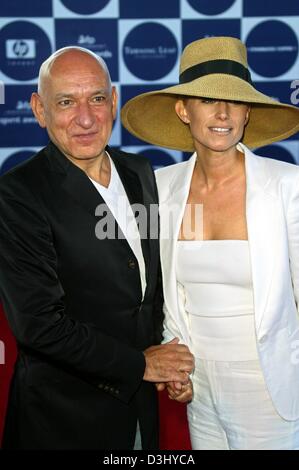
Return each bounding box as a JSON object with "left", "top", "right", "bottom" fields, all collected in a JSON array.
[{"left": 156, "top": 379, "right": 193, "bottom": 403}]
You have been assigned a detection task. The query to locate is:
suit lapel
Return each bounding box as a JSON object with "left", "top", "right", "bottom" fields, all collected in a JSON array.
[
  {"left": 45, "top": 141, "right": 107, "bottom": 216},
  {"left": 159, "top": 154, "right": 197, "bottom": 344},
  {"left": 110, "top": 152, "right": 143, "bottom": 207},
  {"left": 62, "top": 160, "right": 107, "bottom": 216},
  {"left": 109, "top": 148, "right": 151, "bottom": 283},
  {"left": 46, "top": 143, "right": 147, "bottom": 268},
  {"left": 244, "top": 145, "right": 278, "bottom": 333}
]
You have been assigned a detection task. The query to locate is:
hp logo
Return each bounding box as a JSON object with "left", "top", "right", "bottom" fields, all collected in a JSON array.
[{"left": 6, "top": 40, "right": 36, "bottom": 59}]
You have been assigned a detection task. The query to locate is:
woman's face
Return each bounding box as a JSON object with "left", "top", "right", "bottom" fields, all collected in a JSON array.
[{"left": 175, "top": 97, "right": 250, "bottom": 154}]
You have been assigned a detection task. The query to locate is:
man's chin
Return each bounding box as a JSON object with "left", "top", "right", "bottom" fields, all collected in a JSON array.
[
  {"left": 67, "top": 146, "right": 105, "bottom": 161},
  {"left": 71, "top": 153, "right": 102, "bottom": 161}
]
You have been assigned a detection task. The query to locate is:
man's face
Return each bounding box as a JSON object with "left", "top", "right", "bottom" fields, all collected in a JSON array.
[{"left": 31, "top": 51, "right": 117, "bottom": 162}]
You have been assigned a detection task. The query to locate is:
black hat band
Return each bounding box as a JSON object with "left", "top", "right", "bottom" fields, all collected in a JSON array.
[{"left": 179, "top": 59, "right": 253, "bottom": 85}]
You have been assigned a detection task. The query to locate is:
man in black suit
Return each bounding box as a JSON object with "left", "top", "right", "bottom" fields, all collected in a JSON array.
[{"left": 0, "top": 47, "right": 194, "bottom": 450}]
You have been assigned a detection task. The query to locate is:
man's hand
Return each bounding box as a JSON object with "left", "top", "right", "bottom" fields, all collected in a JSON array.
[{"left": 143, "top": 338, "right": 194, "bottom": 384}]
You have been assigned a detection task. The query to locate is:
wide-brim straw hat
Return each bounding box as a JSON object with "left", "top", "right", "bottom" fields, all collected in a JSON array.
[{"left": 121, "top": 36, "right": 299, "bottom": 151}]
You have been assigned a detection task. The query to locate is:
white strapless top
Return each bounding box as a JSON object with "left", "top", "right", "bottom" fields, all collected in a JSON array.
[{"left": 176, "top": 240, "right": 259, "bottom": 361}]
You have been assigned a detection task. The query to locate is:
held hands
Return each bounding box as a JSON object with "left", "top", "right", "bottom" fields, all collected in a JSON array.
[
  {"left": 143, "top": 338, "right": 194, "bottom": 392},
  {"left": 156, "top": 379, "right": 193, "bottom": 404}
]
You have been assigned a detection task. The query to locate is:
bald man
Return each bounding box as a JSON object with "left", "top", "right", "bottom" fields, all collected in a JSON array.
[{"left": 0, "top": 47, "right": 194, "bottom": 450}]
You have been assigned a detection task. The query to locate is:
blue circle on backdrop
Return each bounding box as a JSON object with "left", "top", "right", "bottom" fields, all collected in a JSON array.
[
  {"left": 246, "top": 20, "right": 298, "bottom": 78},
  {"left": 123, "top": 22, "right": 178, "bottom": 81},
  {"left": 139, "top": 149, "right": 176, "bottom": 169},
  {"left": 61, "top": 0, "right": 110, "bottom": 15},
  {"left": 186, "top": 0, "right": 236, "bottom": 15},
  {"left": 256, "top": 145, "right": 296, "bottom": 164},
  {"left": 0, "top": 21, "right": 51, "bottom": 81},
  {"left": 0, "top": 150, "right": 33, "bottom": 176}
]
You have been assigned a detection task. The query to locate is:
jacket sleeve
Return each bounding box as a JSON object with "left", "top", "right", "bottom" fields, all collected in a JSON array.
[
  {"left": 0, "top": 174, "right": 145, "bottom": 403},
  {"left": 286, "top": 171, "right": 299, "bottom": 321},
  {"left": 162, "top": 282, "right": 188, "bottom": 344}
]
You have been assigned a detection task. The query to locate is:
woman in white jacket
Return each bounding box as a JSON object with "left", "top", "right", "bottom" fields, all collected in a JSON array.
[{"left": 121, "top": 36, "right": 299, "bottom": 449}]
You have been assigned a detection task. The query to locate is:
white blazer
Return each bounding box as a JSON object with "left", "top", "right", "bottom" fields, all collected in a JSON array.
[{"left": 155, "top": 143, "right": 299, "bottom": 420}]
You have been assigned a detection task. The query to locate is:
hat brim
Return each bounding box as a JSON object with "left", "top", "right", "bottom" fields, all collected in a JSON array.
[{"left": 121, "top": 74, "right": 299, "bottom": 151}]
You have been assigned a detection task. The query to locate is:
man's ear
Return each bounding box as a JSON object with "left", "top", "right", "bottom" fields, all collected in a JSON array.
[
  {"left": 111, "top": 86, "right": 118, "bottom": 120},
  {"left": 30, "top": 93, "right": 47, "bottom": 128},
  {"left": 175, "top": 99, "right": 190, "bottom": 124}
]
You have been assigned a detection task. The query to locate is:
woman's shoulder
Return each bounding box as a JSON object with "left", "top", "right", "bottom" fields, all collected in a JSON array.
[
  {"left": 155, "top": 159, "right": 189, "bottom": 175},
  {"left": 155, "top": 156, "right": 194, "bottom": 183},
  {"left": 255, "top": 152, "right": 299, "bottom": 181},
  {"left": 243, "top": 144, "right": 299, "bottom": 181},
  {"left": 155, "top": 158, "right": 194, "bottom": 202}
]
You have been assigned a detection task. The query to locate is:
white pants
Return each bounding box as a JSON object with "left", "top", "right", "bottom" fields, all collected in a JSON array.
[{"left": 188, "top": 358, "right": 299, "bottom": 450}]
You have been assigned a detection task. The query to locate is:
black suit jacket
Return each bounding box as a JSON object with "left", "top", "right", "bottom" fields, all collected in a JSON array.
[{"left": 0, "top": 142, "right": 162, "bottom": 450}]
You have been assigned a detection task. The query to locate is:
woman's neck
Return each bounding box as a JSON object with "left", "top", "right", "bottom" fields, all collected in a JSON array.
[{"left": 194, "top": 145, "right": 245, "bottom": 190}]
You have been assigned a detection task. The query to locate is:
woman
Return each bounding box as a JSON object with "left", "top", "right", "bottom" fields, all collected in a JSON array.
[{"left": 121, "top": 36, "right": 299, "bottom": 449}]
